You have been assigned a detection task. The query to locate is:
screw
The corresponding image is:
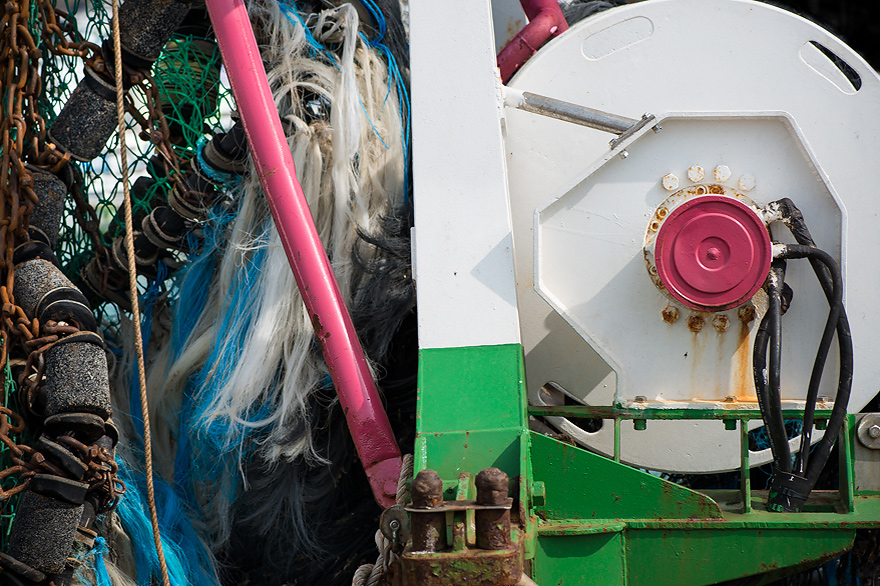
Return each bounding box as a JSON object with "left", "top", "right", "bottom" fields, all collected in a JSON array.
[
  {"left": 687, "top": 165, "right": 704, "bottom": 182},
  {"left": 662, "top": 306, "right": 679, "bottom": 323},
  {"left": 869, "top": 425, "right": 880, "bottom": 439},
  {"left": 738, "top": 305, "right": 756, "bottom": 324},
  {"left": 475, "top": 468, "right": 511, "bottom": 550},
  {"left": 619, "top": 150, "right": 629, "bottom": 159},
  {"left": 634, "top": 395, "right": 647, "bottom": 403},
  {"left": 687, "top": 315, "right": 705, "bottom": 332},
  {"left": 738, "top": 174, "right": 756, "bottom": 191},
  {"left": 662, "top": 173, "right": 679, "bottom": 191},
  {"left": 724, "top": 396, "right": 737, "bottom": 402},
  {"left": 713, "top": 315, "right": 730, "bottom": 332},
  {"left": 410, "top": 470, "right": 447, "bottom": 552},
  {"left": 714, "top": 165, "right": 732, "bottom": 182}
]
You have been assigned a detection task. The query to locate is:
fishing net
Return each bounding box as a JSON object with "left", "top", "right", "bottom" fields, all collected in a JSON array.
[
  {"left": 46, "top": 0, "right": 233, "bottom": 328},
  {"left": 0, "top": 0, "right": 233, "bottom": 544}
]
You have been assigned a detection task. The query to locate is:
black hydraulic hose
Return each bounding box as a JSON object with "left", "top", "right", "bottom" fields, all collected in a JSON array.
[
  {"left": 777, "top": 244, "right": 852, "bottom": 485},
  {"left": 781, "top": 246, "right": 842, "bottom": 474},
  {"left": 753, "top": 260, "right": 791, "bottom": 471},
  {"left": 772, "top": 199, "right": 853, "bottom": 482}
]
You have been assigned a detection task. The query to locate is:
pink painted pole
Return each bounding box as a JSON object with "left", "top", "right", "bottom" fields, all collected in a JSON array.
[
  {"left": 497, "top": 0, "right": 569, "bottom": 83},
  {"left": 206, "top": 0, "right": 402, "bottom": 508}
]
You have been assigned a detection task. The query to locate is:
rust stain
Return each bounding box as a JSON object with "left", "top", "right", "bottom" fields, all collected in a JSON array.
[
  {"left": 731, "top": 320, "right": 753, "bottom": 400},
  {"left": 687, "top": 315, "right": 704, "bottom": 332}
]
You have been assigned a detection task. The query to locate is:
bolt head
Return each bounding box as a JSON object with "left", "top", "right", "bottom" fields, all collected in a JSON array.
[
  {"left": 687, "top": 165, "right": 704, "bottom": 182},
  {"left": 869, "top": 425, "right": 880, "bottom": 439},
  {"left": 619, "top": 150, "right": 629, "bottom": 159},
  {"left": 738, "top": 174, "right": 756, "bottom": 191},
  {"left": 662, "top": 173, "right": 679, "bottom": 191},
  {"left": 634, "top": 395, "right": 647, "bottom": 403},
  {"left": 714, "top": 165, "right": 732, "bottom": 182},
  {"left": 661, "top": 306, "right": 679, "bottom": 323}
]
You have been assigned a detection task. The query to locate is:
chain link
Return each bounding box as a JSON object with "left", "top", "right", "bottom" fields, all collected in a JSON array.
[{"left": 0, "top": 0, "right": 162, "bottom": 513}]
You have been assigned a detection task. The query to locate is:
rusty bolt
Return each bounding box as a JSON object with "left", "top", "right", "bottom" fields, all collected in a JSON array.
[
  {"left": 869, "top": 425, "right": 880, "bottom": 439},
  {"left": 687, "top": 315, "right": 705, "bottom": 332},
  {"left": 662, "top": 306, "right": 679, "bottom": 324},
  {"left": 713, "top": 315, "right": 730, "bottom": 333},
  {"left": 662, "top": 173, "right": 679, "bottom": 191},
  {"left": 409, "top": 470, "right": 447, "bottom": 553},
  {"left": 714, "top": 165, "right": 731, "bottom": 182},
  {"left": 411, "top": 469, "right": 443, "bottom": 508},
  {"left": 475, "top": 468, "right": 511, "bottom": 550},
  {"left": 475, "top": 468, "right": 509, "bottom": 506},
  {"left": 724, "top": 395, "right": 737, "bottom": 403},
  {"left": 657, "top": 206, "right": 668, "bottom": 219},
  {"left": 687, "top": 165, "right": 704, "bottom": 182},
  {"left": 738, "top": 305, "right": 756, "bottom": 324},
  {"left": 634, "top": 395, "right": 647, "bottom": 403},
  {"left": 738, "top": 174, "right": 756, "bottom": 192}
]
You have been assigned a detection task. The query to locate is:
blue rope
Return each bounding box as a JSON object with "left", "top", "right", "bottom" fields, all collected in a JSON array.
[{"left": 90, "top": 537, "right": 112, "bottom": 586}]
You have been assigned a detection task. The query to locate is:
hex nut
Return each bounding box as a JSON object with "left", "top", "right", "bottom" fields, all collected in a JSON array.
[
  {"left": 714, "top": 165, "right": 732, "bottom": 182},
  {"left": 662, "top": 173, "right": 679, "bottom": 191},
  {"left": 738, "top": 174, "right": 756, "bottom": 191},
  {"left": 687, "top": 165, "right": 704, "bottom": 182}
]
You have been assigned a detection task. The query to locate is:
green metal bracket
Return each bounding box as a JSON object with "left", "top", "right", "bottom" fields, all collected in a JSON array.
[{"left": 415, "top": 343, "right": 880, "bottom": 585}]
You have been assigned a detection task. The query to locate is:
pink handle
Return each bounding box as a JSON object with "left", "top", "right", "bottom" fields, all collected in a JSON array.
[
  {"left": 205, "top": 0, "right": 402, "bottom": 508},
  {"left": 497, "top": 0, "right": 569, "bottom": 83}
]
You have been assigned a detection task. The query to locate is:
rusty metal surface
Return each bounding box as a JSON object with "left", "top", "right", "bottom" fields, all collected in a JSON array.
[{"left": 401, "top": 547, "right": 522, "bottom": 586}]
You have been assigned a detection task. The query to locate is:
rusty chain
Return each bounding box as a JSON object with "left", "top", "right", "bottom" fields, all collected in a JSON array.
[{"left": 0, "top": 0, "right": 193, "bottom": 511}]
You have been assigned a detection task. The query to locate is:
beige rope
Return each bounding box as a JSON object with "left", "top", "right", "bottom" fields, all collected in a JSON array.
[
  {"left": 109, "top": 2, "right": 172, "bottom": 585},
  {"left": 352, "top": 454, "right": 414, "bottom": 586}
]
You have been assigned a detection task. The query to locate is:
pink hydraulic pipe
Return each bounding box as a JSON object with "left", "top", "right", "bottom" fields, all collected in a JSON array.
[
  {"left": 497, "top": 0, "right": 569, "bottom": 83},
  {"left": 206, "top": 0, "right": 402, "bottom": 508}
]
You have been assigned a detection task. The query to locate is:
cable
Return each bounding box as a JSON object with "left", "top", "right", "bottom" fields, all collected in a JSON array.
[
  {"left": 760, "top": 239, "right": 852, "bottom": 511},
  {"left": 777, "top": 244, "right": 852, "bottom": 485},
  {"left": 753, "top": 260, "right": 791, "bottom": 472},
  {"left": 111, "top": 1, "right": 172, "bottom": 584}
]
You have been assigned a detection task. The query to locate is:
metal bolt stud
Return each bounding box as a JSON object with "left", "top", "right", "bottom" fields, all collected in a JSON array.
[
  {"left": 869, "top": 425, "right": 880, "bottom": 439},
  {"left": 738, "top": 174, "right": 756, "bottom": 191},
  {"left": 475, "top": 468, "right": 511, "bottom": 550},
  {"left": 662, "top": 173, "right": 679, "bottom": 191},
  {"left": 714, "top": 165, "right": 731, "bottom": 182},
  {"left": 410, "top": 470, "right": 447, "bottom": 552},
  {"left": 687, "top": 165, "right": 704, "bottom": 182}
]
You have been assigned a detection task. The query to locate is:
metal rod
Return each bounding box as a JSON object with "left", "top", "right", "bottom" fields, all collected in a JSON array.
[
  {"left": 504, "top": 87, "right": 637, "bottom": 135},
  {"left": 740, "top": 420, "right": 751, "bottom": 513},
  {"left": 529, "top": 405, "right": 834, "bottom": 421},
  {"left": 205, "top": 0, "right": 402, "bottom": 508}
]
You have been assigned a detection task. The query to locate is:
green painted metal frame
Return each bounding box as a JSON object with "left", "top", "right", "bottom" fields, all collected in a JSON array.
[{"left": 415, "top": 344, "right": 880, "bottom": 585}]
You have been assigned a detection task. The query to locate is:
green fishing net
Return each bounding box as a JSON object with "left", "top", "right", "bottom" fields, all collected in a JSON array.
[{"left": 0, "top": 0, "right": 233, "bottom": 544}]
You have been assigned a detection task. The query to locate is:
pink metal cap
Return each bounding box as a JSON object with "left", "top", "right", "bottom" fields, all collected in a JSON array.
[{"left": 655, "top": 195, "right": 771, "bottom": 311}]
